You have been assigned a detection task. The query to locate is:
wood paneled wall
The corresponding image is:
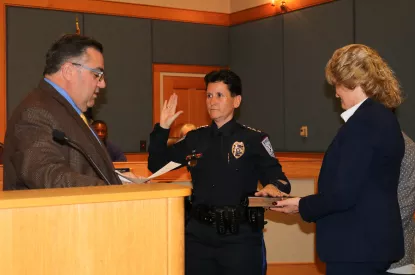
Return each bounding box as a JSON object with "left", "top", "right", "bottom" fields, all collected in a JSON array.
[{"left": 117, "top": 152, "right": 324, "bottom": 181}]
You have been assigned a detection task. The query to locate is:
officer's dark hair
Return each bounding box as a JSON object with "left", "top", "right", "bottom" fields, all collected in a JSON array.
[
  {"left": 43, "top": 34, "right": 103, "bottom": 76},
  {"left": 204, "top": 69, "right": 242, "bottom": 96},
  {"left": 91, "top": 119, "right": 107, "bottom": 127}
]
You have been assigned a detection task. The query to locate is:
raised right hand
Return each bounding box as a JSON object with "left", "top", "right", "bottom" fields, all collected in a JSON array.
[{"left": 160, "top": 93, "right": 183, "bottom": 129}]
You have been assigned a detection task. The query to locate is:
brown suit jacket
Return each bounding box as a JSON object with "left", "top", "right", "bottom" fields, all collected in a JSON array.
[{"left": 3, "top": 79, "right": 122, "bottom": 190}]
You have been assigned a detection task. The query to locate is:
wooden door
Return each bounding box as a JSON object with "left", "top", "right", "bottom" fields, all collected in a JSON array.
[
  {"left": 163, "top": 76, "right": 210, "bottom": 137},
  {"left": 153, "top": 64, "right": 226, "bottom": 138}
]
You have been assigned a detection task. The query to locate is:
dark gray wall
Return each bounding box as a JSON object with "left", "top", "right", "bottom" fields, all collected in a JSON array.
[
  {"left": 230, "top": 0, "right": 354, "bottom": 151},
  {"left": 7, "top": 0, "right": 415, "bottom": 153},
  {"left": 230, "top": 16, "right": 285, "bottom": 150},
  {"left": 6, "top": 7, "right": 83, "bottom": 117},
  {"left": 283, "top": 0, "right": 354, "bottom": 151},
  {"left": 84, "top": 14, "right": 152, "bottom": 152},
  {"left": 152, "top": 20, "right": 229, "bottom": 66},
  {"left": 355, "top": 0, "right": 415, "bottom": 140}
]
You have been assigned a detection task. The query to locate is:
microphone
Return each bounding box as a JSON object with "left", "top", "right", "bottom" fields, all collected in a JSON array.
[{"left": 52, "top": 129, "right": 111, "bottom": 185}]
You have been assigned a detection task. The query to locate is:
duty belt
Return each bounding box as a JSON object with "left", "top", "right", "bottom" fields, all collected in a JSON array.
[{"left": 190, "top": 204, "right": 253, "bottom": 235}]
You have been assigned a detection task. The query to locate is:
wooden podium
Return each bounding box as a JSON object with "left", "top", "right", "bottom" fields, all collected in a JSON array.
[{"left": 0, "top": 183, "right": 191, "bottom": 275}]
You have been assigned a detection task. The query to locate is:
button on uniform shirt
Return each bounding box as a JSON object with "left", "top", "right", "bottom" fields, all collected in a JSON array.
[{"left": 148, "top": 119, "right": 290, "bottom": 206}]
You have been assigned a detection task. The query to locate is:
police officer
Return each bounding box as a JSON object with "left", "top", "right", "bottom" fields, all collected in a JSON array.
[{"left": 148, "top": 69, "right": 290, "bottom": 275}]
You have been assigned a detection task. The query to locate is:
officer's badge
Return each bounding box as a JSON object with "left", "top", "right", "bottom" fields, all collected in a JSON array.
[
  {"left": 261, "top": 137, "right": 275, "bottom": 158},
  {"left": 232, "top": 141, "right": 245, "bottom": 159}
]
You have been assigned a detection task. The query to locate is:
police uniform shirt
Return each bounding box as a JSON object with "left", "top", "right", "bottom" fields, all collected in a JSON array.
[{"left": 148, "top": 118, "right": 290, "bottom": 206}]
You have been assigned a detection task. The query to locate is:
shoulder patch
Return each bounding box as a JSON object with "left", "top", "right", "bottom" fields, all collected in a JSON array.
[
  {"left": 241, "top": 124, "right": 262, "bottom": 133},
  {"left": 261, "top": 137, "right": 275, "bottom": 158},
  {"left": 190, "top": 125, "right": 209, "bottom": 133}
]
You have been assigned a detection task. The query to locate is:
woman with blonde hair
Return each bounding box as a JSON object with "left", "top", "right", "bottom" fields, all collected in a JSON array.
[
  {"left": 325, "top": 44, "right": 402, "bottom": 109},
  {"left": 272, "top": 44, "right": 405, "bottom": 275}
]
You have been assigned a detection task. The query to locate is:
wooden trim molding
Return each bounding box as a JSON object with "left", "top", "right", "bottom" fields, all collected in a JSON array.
[
  {"left": 1, "top": 0, "right": 230, "bottom": 25},
  {"left": 125, "top": 153, "right": 148, "bottom": 162},
  {"left": 0, "top": 182, "right": 191, "bottom": 209},
  {"left": 230, "top": 0, "right": 334, "bottom": 26},
  {"left": 123, "top": 152, "right": 324, "bottom": 180},
  {"left": 1, "top": 0, "right": 335, "bottom": 27},
  {"left": 153, "top": 64, "right": 225, "bottom": 74}
]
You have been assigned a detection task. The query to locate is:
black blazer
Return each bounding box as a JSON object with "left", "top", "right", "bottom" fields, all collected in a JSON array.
[{"left": 299, "top": 98, "right": 404, "bottom": 262}]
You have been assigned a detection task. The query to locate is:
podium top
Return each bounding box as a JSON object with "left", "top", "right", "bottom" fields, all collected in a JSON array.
[{"left": 0, "top": 183, "right": 191, "bottom": 210}]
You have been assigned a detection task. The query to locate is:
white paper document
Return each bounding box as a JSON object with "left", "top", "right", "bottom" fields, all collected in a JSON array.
[{"left": 115, "top": 161, "right": 182, "bottom": 184}]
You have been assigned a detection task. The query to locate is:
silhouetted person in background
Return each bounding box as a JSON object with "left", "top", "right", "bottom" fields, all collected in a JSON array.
[{"left": 91, "top": 120, "right": 127, "bottom": 162}]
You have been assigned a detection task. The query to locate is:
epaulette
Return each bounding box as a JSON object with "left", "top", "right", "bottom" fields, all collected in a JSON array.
[
  {"left": 195, "top": 125, "right": 209, "bottom": 130},
  {"left": 186, "top": 125, "right": 209, "bottom": 135},
  {"left": 241, "top": 124, "right": 262, "bottom": 133}
]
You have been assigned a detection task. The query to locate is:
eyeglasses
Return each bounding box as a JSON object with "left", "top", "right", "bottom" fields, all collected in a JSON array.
[{"left": 71, "top": 62, "right": 105, "bottom": 82}]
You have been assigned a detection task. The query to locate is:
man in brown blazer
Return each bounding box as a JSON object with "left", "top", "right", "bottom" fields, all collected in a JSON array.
[{"left": 3, "top": 34, "right": 122, "bottom": 190}]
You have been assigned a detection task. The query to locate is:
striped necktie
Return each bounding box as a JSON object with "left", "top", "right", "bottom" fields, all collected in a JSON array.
[
  {"left": 80, "top": 113, "right": 102, "bottom": 144},
  {"left": 80, "top": 113, "right": 89, "bottom": 126}
]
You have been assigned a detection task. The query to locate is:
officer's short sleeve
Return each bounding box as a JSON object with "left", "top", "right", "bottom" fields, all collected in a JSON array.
[{"left": 254, "top": 133, "right": 291, "bottom": 194}]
